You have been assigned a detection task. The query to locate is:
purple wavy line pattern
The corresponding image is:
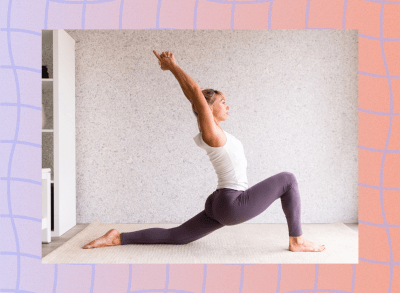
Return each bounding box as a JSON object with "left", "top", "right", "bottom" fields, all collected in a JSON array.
[
  {"left": 358, "top": 144, "right": 399, "bottom": 153},
  {"left": 365, "top": 0, "right": 399, "bottom": 4},
  {"left": 359, "top": 33, "right": 399, "bottom": 41},
  {"left": 358, "top": 182, "right": 399, "bottom": 190},
  {"left": 359, "top": 70, "right": 399, "bottom": 79},
  {"left": 374, "top": 5, "right": 398, "bottom": 292},
  {"left": 268, "top": 1, "right": 273, "bottom": 29},
  {"left": 48, "top": 0, "right": 115, "bottom": 4},
  {"left": 358, "top": 107, "right": 399, "bottom": 116},
  {"left": 0, "top": 65, "right": 41, "bottom": 73},
  {"left": 305, "top": 0, "right": 311, "bottom": 29},
  {"left": 0, "top": 0, "right": 398, "bottom": 292},
  {"left": 0, "top": 28, "right": 42, "bottom": 36},
  {"left": 359, "top": 219, "right": 399, "bottom": 228},
  {"left": 2, "top": 2, "right": 25, "bottom": 293},
  {"left": 204, "top": 0, "right": 273, "bottom": 3},
  {"left": 0, "top": 140, "right": 41, "bottom": 148},
  {"left": 0, "top": 214, "right": 42, "bottom": 222}
]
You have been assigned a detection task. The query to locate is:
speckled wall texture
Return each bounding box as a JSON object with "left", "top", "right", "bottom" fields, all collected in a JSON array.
[
  {"left": 55, "top": 30, "right": 358, "bottom": 224},
  {"left": 42, "top": 40, "right": 54, "bottom": 179}
]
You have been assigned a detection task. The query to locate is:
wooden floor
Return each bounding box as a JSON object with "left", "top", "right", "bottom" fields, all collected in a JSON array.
[{"left": 42, "top": 223, "right": 358, "bottom": 258}]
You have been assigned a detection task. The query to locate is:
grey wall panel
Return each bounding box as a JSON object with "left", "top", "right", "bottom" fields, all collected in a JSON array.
[{"left": 61, "top": 29, "right": 358, "bottom": 224}]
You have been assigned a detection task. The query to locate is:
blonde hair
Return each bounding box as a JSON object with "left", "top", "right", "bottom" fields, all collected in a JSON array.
[{"left": 191, "top": 88, "right": 223, "bottom": 132}]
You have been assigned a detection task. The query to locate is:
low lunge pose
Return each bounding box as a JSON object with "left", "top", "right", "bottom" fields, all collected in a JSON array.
[{"left": 83, "top": 51, "right": 325, "bottom": 252}]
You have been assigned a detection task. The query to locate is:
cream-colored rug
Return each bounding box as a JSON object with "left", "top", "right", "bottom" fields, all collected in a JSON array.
[{"left": 42, "top": 221, "right": 358, "bottom": 264}]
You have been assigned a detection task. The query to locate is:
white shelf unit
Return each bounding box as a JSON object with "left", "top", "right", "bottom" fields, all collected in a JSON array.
[
  {"left": 42, "top": 168, "right": 51, "bottom": 243},
  {"left": 42, "top": 29, "right": 76, "bottom": 241}
]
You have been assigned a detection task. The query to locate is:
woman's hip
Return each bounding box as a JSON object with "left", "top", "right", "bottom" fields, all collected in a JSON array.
[{"left": 205, "top": 188, "right": 244, "bottom": 222}]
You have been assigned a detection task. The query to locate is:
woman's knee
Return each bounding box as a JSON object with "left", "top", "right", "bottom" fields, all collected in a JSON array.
[
  {"left": 170, "top": 229, "right": 194, "bottom": 245},
  {"left": 174, "top": 237, "right": 193, "bottom": 245},
  {"left": 215, "top": 217, "right": 233, "bottom": 226},
  {"left": 280, "top": 172, "right": 298, "bottom": 186}
]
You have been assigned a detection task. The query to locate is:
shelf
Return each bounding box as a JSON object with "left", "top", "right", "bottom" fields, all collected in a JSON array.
[
  {"left": 42, "top": 29, "right": 76, "bottom": 238},
  {"left": 42, "top": 79, "right": 53, "bottom": 91}
]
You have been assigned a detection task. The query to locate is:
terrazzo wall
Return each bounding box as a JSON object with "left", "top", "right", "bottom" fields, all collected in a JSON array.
[{"left": 45, "top": 29, "right": 358, "bottom": 224}]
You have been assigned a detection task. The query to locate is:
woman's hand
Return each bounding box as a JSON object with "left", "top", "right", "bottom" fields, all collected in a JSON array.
[{"left": 153, "top": 50, "right": 176, "bottom": 71}]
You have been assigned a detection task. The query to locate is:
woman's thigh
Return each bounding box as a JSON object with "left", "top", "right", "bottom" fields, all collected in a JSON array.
[{"left": 211, "top": 172, "right": 297, "bottom": 225}]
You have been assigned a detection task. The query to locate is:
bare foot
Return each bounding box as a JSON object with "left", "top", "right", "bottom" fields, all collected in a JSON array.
[
  {"left": 82, "top": 229, "right": 122, "bottom": 249},
  {"left": 289, "top": 235, "right": 325, "bottom": 252}
]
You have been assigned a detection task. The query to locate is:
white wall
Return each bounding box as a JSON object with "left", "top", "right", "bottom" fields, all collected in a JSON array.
[{"left": 64, "top": 29, "right": 358, "bottom": 224}]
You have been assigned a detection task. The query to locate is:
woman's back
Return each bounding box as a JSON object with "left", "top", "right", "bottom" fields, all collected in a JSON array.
[{"left": 193, "top": 129, "right": 248, "bottom": 191}]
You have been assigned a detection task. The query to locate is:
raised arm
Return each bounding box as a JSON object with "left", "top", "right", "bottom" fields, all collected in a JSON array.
[
  {"left": 153, "top": 50, "right": 193, "bottom": 103},
  {"left": 169, "top": 64, "right": 218, "bottom": 139},
  {"left": 169, "top": 64, "right": 197, "bottom": 104},
  {"left": 153, "top": 50, "right": 218, "bottom": 139}
]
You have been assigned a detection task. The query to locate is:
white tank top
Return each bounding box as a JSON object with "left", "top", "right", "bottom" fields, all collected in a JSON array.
[{"left": 193, "top": 130, "right": 248, "bottom": 191}]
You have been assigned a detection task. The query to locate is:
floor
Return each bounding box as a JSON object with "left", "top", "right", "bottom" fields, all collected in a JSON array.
[{"left": 42, "top": 223, "right": 358, "bottom": 258}]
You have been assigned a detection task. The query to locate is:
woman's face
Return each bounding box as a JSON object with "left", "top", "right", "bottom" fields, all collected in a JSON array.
[{"left": 210, "top": 94, "right": 229, "bottom": 122}]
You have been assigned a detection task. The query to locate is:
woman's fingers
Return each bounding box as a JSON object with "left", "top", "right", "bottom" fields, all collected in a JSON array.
[
  {"left": 154, "top": 50, "right": 174, "bottom": 72},
  {"left": 153, "top": 50, "right": 161, "bottom": 60},
  {"left": 153, "top": 50, "right": 172, "bottom": 60}
]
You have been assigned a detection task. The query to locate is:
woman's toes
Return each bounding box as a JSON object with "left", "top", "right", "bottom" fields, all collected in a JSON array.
[
  {"left": 82, "top": 229, "right": 121, "bottom": 249},
  {"left": 289, "top": 237, "right": 325, "bottom": 252},
  {"left": 308, "top": 243, "right": 324, "bottom": 252},
  {"left": 82, "top": 242, "right": 93, "bottom": 249}
]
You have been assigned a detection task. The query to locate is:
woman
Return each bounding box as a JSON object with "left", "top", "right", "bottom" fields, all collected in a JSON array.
[{"left": 82, "top": 51, "right": 325, "bottom": 252}]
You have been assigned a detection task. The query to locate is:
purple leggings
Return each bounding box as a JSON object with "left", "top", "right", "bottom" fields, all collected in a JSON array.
[{"left": 120, "top": 172, "right": 302, "bottom": 245}]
